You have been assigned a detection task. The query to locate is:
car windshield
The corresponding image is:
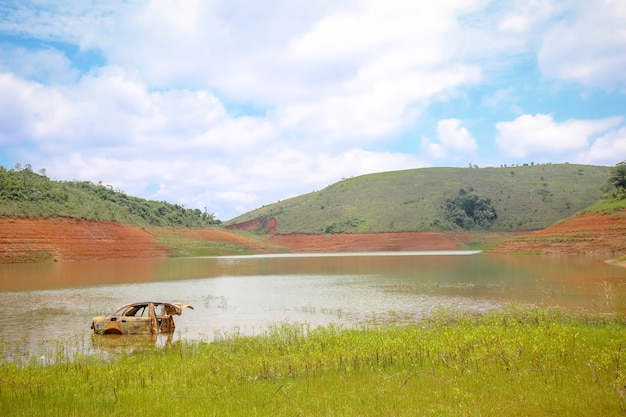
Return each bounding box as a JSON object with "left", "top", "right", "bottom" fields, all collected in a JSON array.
[
  {"left": 113, "top": 304, "right": 149, "bottom": 317},
  {"left": 109, "top": 302, "right": 185, "bottom": 317}
]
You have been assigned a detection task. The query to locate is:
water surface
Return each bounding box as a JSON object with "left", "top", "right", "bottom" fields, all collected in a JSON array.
[{"left": 1, "top": 252, "right": 625, "bottom": 359}]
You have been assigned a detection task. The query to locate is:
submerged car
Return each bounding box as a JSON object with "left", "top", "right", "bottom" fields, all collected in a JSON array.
[{"left": 91, "top": 301, "right": 194, "bottom": 335}]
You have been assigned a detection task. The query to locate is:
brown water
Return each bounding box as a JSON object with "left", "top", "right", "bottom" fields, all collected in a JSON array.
[{"left": 1, "top": 252, "right": 625, "bottom": 360}]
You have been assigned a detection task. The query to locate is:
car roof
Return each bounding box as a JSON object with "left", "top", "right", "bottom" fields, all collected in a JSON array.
[
  {"left": 115, "top": 301, "right": 194, "bottom": 313},
  {"left": 123, "top": 301, "right": 178, "bottom": 307}
]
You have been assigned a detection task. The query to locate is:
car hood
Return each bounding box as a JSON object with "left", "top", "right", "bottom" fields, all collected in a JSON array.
[{"left": 165, "top": 302, "right": 194, "bottom": 315}]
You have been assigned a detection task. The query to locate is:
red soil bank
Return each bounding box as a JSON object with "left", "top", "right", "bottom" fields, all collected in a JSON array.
[
  {"left": 2, "top": 209, "right": 625, "bottom": 263},
  {"left": 0, "top": 217, "right": 168, "bottom": 263},
  {"left": 490, "top": 210, "right": 626, "bottom": 257},
  {"left": 268, "top": 231, "right": 471, "bottom": 252}
]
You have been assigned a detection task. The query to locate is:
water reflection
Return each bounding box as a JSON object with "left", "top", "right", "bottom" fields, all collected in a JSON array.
[
  {"left": 91, "top": 333, "right": 176, "bottom": 354},
  {"left": 1, "top": 252, "right": 625, "bottom": 360}
]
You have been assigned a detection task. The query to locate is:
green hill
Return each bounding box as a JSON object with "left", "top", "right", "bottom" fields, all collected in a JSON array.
[
  {"left": 0, "top": 165, "right": 218, "bottom": 228},
  {"left": 0, "top": 163, "right": 614, "bottom": 235},
  {"left": 227, "top": 164, "right": 611, "bottom": 234}
]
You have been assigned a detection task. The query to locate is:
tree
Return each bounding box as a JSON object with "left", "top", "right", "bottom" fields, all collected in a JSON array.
[
  {"left": 609, "top": 162, "right": 626, "bottom": 188},
  {"left": 444, "top": 190, "right": 498, "bottom": 230},
  {"left": 608, "top": 161, "right": 626, "bottom": 199}
]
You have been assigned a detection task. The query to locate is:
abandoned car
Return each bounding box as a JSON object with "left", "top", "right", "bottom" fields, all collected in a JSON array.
[{"left": 91, "top": 301, "right": 194, "bottom": 335}]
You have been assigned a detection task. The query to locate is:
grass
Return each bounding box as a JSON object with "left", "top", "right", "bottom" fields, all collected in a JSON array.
[
  {"left": 2, "top": 306, "right": 626, "bottom": 416},
  {"left": 0, "top": 250, "right": 57, "bottom": 263},
  {"left": 458, "top": 232, "right": 518, "bottom": 251},
  {"left": 153, "top": 231, "right": 256, "bottom": 257},
  {"left": 608, "top": 255, "right": 626, "bottom": 267},
  {"left": 583, "top": 195, "right": 626, "bottom": 214},
  {"left": 228, "top": 164, "right": 611, "bottom": 234},
  {"left": 153, "top": 229, "right": 286, "bottom": 257}
]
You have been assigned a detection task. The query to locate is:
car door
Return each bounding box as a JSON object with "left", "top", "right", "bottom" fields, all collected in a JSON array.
[{"left": 118, "top": 304, "right": 151, "bottom": 334}]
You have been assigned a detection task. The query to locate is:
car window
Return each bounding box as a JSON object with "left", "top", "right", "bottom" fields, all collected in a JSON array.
[{"left": 123, "top": 305, "right": 147, "bottom": 317}]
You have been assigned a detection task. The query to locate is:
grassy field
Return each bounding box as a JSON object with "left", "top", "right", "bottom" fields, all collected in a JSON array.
[
  {"left": 228, "top": 164, "right": 611, "bottom": 234},
  {"left": 2, "top": 306, "right": 626, "bottom": 416},
  {"left": 583, "top": 193, "right": 626, "bottom": 214}
]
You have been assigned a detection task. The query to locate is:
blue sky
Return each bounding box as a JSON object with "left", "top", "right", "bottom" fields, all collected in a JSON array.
[{"left": 1, "top": 0, "right": 625, "bottom": 220}]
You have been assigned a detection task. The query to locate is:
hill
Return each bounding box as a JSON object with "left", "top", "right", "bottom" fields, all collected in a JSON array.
[
  {"left": 227, "top": 164, "right": 611, "bottom": 234},
  {"left": 0, "top": 165, "right": 218, "bottom": 227},
  {"left": 2, "top": 162, "right": 624, "bottom": 264}
]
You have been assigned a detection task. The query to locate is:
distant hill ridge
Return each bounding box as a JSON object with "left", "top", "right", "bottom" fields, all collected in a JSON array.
[
  {"left": 0, "top": 165, "right": 218, "bottom": 228},
  {"left": 227, "top": 164, "right": 611, "bottom": 234},
  {"left": 0, "top": 163, "right": 613, "bottom": 235}
]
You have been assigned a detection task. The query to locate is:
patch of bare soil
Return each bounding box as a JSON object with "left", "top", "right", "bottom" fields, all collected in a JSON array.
[
  {"left": 226, "top": 217, "right": 277, "bottom": 234},
  {"left": 268, "top": 231, "right": 471, "bottom": 252},
  {"left": 159, "top": 227, "right": 281, "bottom": 253},
  {"left": 490, "top": 210, "right": 626, "bottom": 257},
  {"left": 0, "top": 217, "right": 169, "bottom": 263}
]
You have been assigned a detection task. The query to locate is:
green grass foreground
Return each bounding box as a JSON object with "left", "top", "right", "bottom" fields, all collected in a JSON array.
[{"left": 2, "top": 306, "right": 626, "bottom": 416}]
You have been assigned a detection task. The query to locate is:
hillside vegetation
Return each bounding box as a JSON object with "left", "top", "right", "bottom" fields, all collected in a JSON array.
[
  {"left": 228, "top": 164, "right": 611, "bottom": 234},
  {"left": 1, "top": 162, "right": 625, "bottom": 262},
  {"left": 0, "top": 164, "right": 218, "bottom": 228}
]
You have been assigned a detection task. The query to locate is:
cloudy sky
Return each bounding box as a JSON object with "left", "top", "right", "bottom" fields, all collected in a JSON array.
[{"left": 1, "top": 0, "right": 625, "bottom": 220}]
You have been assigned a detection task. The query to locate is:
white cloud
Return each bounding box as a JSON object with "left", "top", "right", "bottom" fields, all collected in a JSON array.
[
  {"left": 495, "top": 113, "right": 623, "bottom": 159},
  {"left": 278, "top": 1, "right": 484, "bottom": 141},
  {"left": 1, "top": 0, "right": 626, "bottom": 221},
  {"left": 0, "top": 74, "right": 36, "bottom": 143},
  {"left": 482, "top": 88, "right": 513, "bottom": 109},
  {"left": 421, "top": 138, "right": 446, "bottom": 160},
  {"left": 497, "top": 0, "right": 554, "bottom": 33},
  {"left": 0, "top": 45, "right": 78, "bottom": 84},
  {"left": 0, "top": 69, "right": 153, "bottom": 147},
  {"left": 277, "top": 65, "right": 481, "bottom": 144},
  {"left": 451, "top": 0, "right": 558, "bottom": 73},
  {"left": 314, "top": 149, "right": 423, "bottom": 181},
  {"left": 583, "top": 127, "right": 626, "bottom": 164},
  {"left": 422, "top": 119, "right": 477, "bottom": 159},
  {"left": 538, "top": 1, "right": 626, "bottom": 87},
  {"left": 76, "top": 0, "right": 484, "bottom": 146},
  {"left": 217, "top": 191, "right": 259, "bottom": 205},
  {"left": 437, "top": 119, "right": 477, "bottom": 152},
  {"left": 0, "top": 66, "right": 274, "bottom": 153},
  {"left": 286, "top": 1, "right": 473, "bottom": 67},
  {"left": 482, "top": 88, "right": 524, "bottom": 116}
]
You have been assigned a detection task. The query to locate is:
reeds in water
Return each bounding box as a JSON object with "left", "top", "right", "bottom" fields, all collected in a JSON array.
[{"left": 1, "top": 305, "right": 626, "bottom": 416}]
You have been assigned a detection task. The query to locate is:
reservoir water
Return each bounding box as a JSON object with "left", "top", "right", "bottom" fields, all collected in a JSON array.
[{"left": 1, "top": 252, "right": 625, "bottom": 359}]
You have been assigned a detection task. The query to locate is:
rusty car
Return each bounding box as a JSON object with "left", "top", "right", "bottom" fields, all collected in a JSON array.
[{"left": 91, "top": 301, "right": 194, "bottom": 335}]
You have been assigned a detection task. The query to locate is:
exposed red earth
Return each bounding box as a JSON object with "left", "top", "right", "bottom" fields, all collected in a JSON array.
[
  {"left": 1, "top": 210, "right": 625, "bottom": 264},
  {"left": 490, "top": 210, "right": 626, "bottom": 260},
  {"left": 0, "top": 217, "right": 169, "bottom": 263},
  {"left": 268, "top": 231, "right": 471, "bottom": 252}
]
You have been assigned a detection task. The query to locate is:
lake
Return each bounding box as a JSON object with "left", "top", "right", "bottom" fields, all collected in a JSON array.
[{"left": 1, "top": 252, "right": 625, "bottom": 360}]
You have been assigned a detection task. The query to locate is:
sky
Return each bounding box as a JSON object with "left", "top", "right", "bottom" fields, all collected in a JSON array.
[{"left": 1, "top": 0, "right": 625, "bottom": 221}]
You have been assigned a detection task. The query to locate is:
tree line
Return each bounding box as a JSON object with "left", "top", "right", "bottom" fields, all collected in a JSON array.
[
  {"left": 0, "top": 164, "right": 219, "bottom": 227},
  {"left": 609, "top": 161, "right": 626, "bottom": 200}
]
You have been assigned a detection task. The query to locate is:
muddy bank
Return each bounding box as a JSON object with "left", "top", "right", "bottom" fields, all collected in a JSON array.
[
  {"left": 0, "top": 217, "right": 169, "bottom": 263},
  {"left": 490, "top": 210, "right": 626, "bottom": 258},
  {"left": 1, "top": 210, "right": 625, "bottom": 263},
  {"left": 0, "top": 216, "right": 472, "bottom": 263},
  {"left": 268, "top": 231, "right": 471, "bottom": 252}
]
